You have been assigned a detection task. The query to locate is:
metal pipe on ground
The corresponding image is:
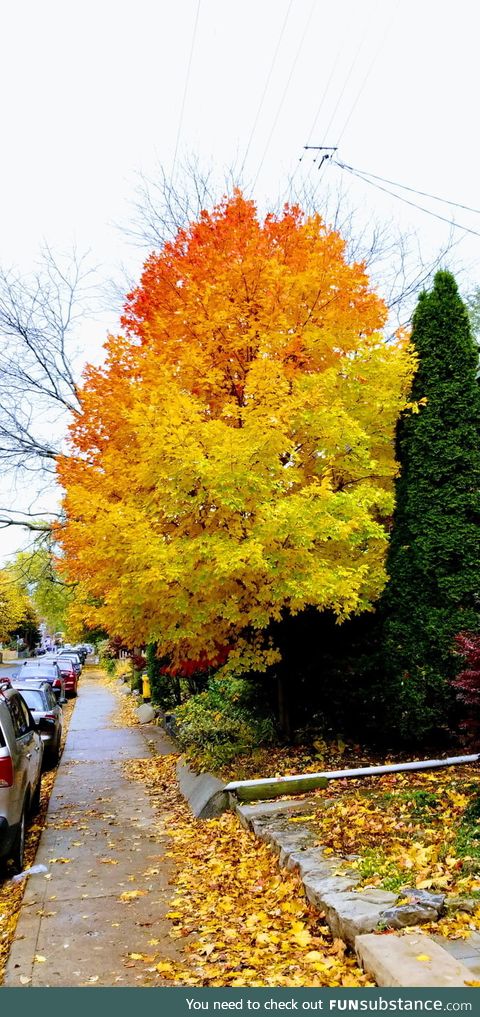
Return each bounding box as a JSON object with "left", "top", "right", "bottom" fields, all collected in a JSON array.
[{"left": 223, "top": 754, "right": 480, "bottom": 803}]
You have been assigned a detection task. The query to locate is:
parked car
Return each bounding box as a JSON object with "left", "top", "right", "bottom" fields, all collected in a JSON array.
[
  {"left": 56, "top": 658, "right": 78, "bottom": 698},
  {"left": 57, "top": 652, "right": 82, "bottom": 677},
  {"left": 19, "top": 661, "right": 65, "bottom": 702},
  {"left": 9, "top": 679, "right": 62, "bottom": 768},
  {"left": 0, "top": 681, "right": 43, "bottom": 872},
  {"left": 64, "top": 645, "right": 88, "bottom": 664}
]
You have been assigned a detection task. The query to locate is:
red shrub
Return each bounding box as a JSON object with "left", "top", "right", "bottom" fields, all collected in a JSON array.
[
  {"left": 452, "top": 632, "right": 480, "bottom": 747},
  {"left": 131, "top": 653, "right": 147, "bottom": 673}
]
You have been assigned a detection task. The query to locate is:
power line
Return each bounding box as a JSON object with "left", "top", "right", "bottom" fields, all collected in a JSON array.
[
  {"left": 239, "top": 0, "right": 294, "bottom": 179},
  {"left": 171, "top": 0, "right": 202, "bottom": 181},
  {"left": 318, "top": 0, "right": 382, "bottom": 149},
  {"left": 252, "top": 0, "right": 317, "bottom": 190},
  {"left": 337, "top": 160, "right": 480, "bottom": 216},
  {"left": 285, "top": 33, "right": 345, "bottom": 199},
  {"left": 286, "top": 0, "right": 380, "bottom": 200},
  {"left": 335, "top": 160, "right": 480, "bottom": 239},
  {"left": 304, "top": 44, "right": 343, "bottom": 150},
  {"left": 335, "top": 0, "right": 400, "bottom": 146}
]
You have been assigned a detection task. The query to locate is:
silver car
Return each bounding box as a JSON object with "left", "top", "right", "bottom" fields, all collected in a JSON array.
[
  {"left": 0, "top": 682, "right": 43, "bottom": 872},
  {"left": 10, "top": 679, "right": 62, "bottom": 768}
]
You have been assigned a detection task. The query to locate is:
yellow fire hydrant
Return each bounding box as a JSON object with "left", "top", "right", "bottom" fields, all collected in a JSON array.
[{"left": 142, "top": 673, "right": 151, "bottom": 701}]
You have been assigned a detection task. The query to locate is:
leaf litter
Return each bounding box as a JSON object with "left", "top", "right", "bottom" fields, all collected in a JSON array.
[
  {"left": 125, "top": 754, "right": 372, "bottom": 987},
  {"left": 286, "top": 766, "right": 480, "bottom": 940}
]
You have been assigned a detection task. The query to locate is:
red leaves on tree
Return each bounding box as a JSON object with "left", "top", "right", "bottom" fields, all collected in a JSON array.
[{"left": 452, "top": 632, "right": 480, "bottom": 746}]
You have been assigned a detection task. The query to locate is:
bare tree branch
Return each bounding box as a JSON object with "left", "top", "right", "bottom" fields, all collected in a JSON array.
[
  {"left": 121, "top": 158, "right": 461, "bottom": 335},
  {"left": 0, "top": 513, "right": 52, "bottom": 532},
  {"left": 0, "top": 246, "right": 95, "bottom": 478},
  {"left": 0, "top": 160, "right": 462, "bottom": 538}
]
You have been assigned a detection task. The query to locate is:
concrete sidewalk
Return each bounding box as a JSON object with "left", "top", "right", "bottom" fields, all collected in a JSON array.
[{"left": 5, "top": 675, "right": 180, "bottom": 987}]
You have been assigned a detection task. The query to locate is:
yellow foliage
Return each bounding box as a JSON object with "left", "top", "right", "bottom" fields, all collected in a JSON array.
[
  {"left": 115, "top": 660, "right": 131, "bottom": 679},
  {"left": 0, "top": 569, "right": 32, "bottom": 643},
  {"left": 57, "top": 193, "right": 416, "bottom": 671}
]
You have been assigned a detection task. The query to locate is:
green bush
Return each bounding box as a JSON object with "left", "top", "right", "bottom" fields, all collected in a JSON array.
[
  {"left": 173, "top": 676, "right": 276, "bottom": 772},
  {"left": 146, "top": 642, "right": 179, "bottom": 707},
  {"left": 98, "top": 639, "right": 117, "bottom": 675}
]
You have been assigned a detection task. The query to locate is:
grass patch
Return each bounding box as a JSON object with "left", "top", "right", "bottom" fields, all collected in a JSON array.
[
  {"left": 301, "top": 767, "right": 480, "bottom": 914},
  {"left": 355, "top": 848, "right": 406, "bottom": 893},
  {"left": 455, "top": 794, "right": 480, "bottom": 868}
]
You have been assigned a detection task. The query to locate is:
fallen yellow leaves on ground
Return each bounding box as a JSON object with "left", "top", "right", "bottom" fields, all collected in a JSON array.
[
  {"left": 100, "top": 668, "right": 140, "bottom": 728},
  {"left": 125, "top": 754, "right": 372, "bottom": 987},
  {"left": 207, "top": 742, "right": 369, "bottom": 783},
  {"left": 295, "top": 766, "right": 480, "bottom": 938},
  {"left": 119, "top": 889, "right": 149, "bottom": 902}
]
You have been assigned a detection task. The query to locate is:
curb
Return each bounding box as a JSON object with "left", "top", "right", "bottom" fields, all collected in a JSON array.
[
  {"left": 176, "top": 758, "right": 230, "bottom": 818},
  {"left": 234, "top": 797, "right": 476, "bottom": 988},
  {"left": 234, "top": 797, "right": 396, "bottom": 946}
]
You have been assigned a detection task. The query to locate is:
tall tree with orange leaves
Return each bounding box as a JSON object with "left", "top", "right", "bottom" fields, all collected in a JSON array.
[{"left": 56, "top": 192, "right": 416, "bottom": 675}]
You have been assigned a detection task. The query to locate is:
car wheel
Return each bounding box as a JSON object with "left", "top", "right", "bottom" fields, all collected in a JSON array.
[
  {"left": 48, "top": 734, "right": 61, "bottom": 768},
  {"left": 10, "top": 805, "right": 26, "bottom": 874},
  {"left": 30, "top": 775, "right": 41, "bottom": 814}
]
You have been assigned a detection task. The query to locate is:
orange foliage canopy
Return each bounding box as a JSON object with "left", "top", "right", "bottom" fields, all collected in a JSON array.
[{"left": 57, "top": 192, "right": 415, "bottom": 669}]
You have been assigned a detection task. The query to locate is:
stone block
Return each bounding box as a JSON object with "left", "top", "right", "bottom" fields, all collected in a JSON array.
[
  {"left": 433, "top": 930, "right": 480, "bottom": 976},
  {"left": 259, "top": 826, "right": 314, "bottom": 855},
  {"left": 359, "top": 888, "right": 399, "bottom": 905},
  {"left": 304, "top": 873, "right": 359, "bottom": 902},
  {"left": 380, "top": 903, "right": 439, "bottom": 929},
  {"left": 136, "top": 703, "right": 155, "bottom": 724},
  {"left": 279, "top": 834, "right": 316, "bottom": 867},
  {"left": 445, "top": 895, "right": 479, "bottom": 915},
  {"left": 234, "top": 797, "right": 320, "bottom": 831},
  {"left": 356, "top": 932, "right": 476, "bottom": 987},
  {"left": 400, "top": 887, "right": 445, "bottom": 911},
  {"left": 306, "top": 888, "right": 396, "bottom": 944},
  {"left": 286, "top": 847, "right": 335, "bottom": 877}
]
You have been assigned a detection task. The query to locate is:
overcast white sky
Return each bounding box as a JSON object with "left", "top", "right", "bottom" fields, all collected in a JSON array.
[{"left": 1, "top": 0, "right": 480, "bottom": 561}]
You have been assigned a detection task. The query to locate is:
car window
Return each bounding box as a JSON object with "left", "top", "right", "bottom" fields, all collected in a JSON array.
[
  {"left": 18, "top": 690, "right": 45, "bottom": 711},
  {"left": 22, "top": 666, "right": 57, "bottom": 678},
  {"left": 8, "top": 695, "right": 32, "bottom": 737},
  {"left": 45, "top": 687, "right": 57, "bottom": 708},
  {"left": 18, "top": 695, "right": 33, "bottom": 732}
]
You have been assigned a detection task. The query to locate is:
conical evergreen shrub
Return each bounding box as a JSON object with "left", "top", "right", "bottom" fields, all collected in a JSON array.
[{"left": 382, "top": 271, "right": 480, "bottom": 740}]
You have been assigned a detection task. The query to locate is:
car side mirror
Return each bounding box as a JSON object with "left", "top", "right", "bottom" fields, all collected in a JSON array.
[{"left": 38, "top": 717, "right": 55, "bottom": 732}]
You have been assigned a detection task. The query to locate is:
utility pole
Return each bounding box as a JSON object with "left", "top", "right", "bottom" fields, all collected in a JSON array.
[{"left": 301, "top": 145, "right": 338, "bottom": 170}]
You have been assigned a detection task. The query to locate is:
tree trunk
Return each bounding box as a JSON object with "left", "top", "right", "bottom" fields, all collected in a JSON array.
[{"left": 277, "top": 672, "right": 292, "bottom": 741}]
